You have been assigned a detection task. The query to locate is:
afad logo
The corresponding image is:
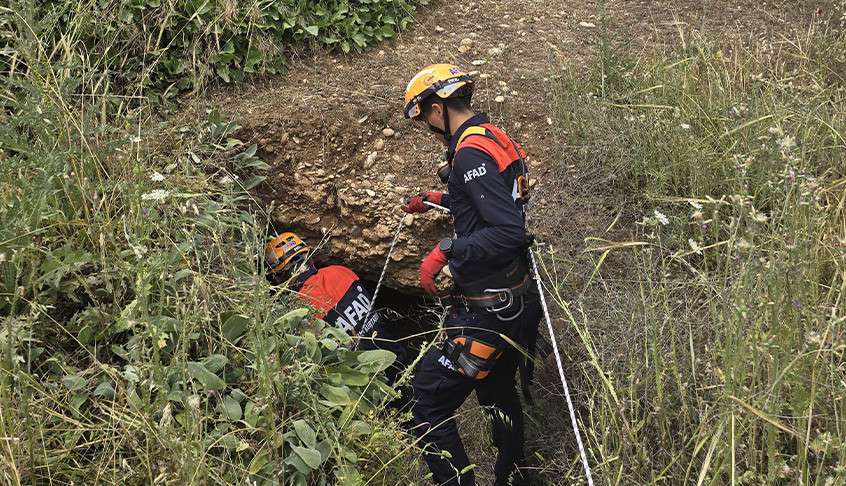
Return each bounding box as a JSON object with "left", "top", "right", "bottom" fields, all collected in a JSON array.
[
  {"left": 463, "top": 164, "right": 487, "bottom": 183},
  {"left": 449, "top": 66, "right": 463, "bottom": 75}
]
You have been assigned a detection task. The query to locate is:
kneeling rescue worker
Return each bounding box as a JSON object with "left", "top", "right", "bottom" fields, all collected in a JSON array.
[
  {"left": 265, "top": 232, "right": 407, "bottom": 385},
  {"left": 401, "top": 64, "right": 542, "bottom": 486}
]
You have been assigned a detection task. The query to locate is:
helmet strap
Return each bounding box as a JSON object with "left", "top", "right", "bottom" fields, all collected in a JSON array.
[
  {"left": 424, "top": 101, "right": 452, "bottom": 143},
  {"left": 442, "top": 103, "right": 452, "bottom": 143},
  {"left": 290, "top": 260, "right": 317, "bottom": 291}
]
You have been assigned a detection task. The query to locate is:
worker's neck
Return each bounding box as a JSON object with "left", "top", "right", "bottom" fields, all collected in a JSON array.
[{"left": 448, "top": 110, "right": 475, "bottom": 133}]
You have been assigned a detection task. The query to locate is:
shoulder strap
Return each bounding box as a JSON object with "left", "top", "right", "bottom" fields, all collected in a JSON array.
[
  {"left": 457, "top": 123, "right": 523, "bottom": 173},
  {"left": 455, "top": 126, "right": 493, "bottom": 147}
]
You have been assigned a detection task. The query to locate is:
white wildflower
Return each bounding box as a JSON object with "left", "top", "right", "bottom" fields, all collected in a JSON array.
[
  {"left": 806, "top": 331, "right": 823, "bottom": 346},
  {"left": 187, "top": 395, "right": 201, "bottom": 410},
  {"left": 778, "top": 135, "right": 797, "bottom": 151},
  {"left": 141, "top": 189, "right": 171, "bottom": 201},
  {"left": 688, "top": 200, "right": 703, "bottom": 210},
  {"left": 130, "top": 244, "right": 148, "bottom": 259},
  {"left": 768, "top": 126, "right": 783, "bottom": 136},
  {"left": 150, "top": 171, "right": 165, "bottom": 182},
  {"left": 653, "top": 209, "right": 669, "bottom": 226},
  {"left": 751, "top": 210, "right": 769, "bottom": 223},
  {"left": 680, "top": 123, "right": 691, "bottom": 130},
  {"left": 735, "top": 238, "right": 753, "bottom": 250},
  {"left": 688, "top": 238, "right": 702, "bottom": 254}
]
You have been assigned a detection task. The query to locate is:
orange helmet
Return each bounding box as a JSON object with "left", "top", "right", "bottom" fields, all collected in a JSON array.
[
  {"left": 403, "top": 64, "right": 473, "bottom": 120},
  {"left": 265, "top": 232, "right": 310, "bottom": 277}
]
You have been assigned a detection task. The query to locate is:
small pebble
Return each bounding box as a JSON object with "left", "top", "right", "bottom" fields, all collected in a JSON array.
[
  {"left": 403, "top": 214, "right": 414, "bottom": 226},
  {"left": 579, "top": 21, "right": 596, "bottom": 28},
  {"left": 374, "top": 139, "right": 385, "bottom": 150},
  {"left": 435, "top": 26, "right": 445, "bottom": 32},
  {"left": 382, "top": 127, "right": 396, "bottom": 137},
  {"left": 471, "top": 59, "right": 487, "bottom": 66},
  {"left": 366, "top": 189, "right": 376, "bottom": 197},
  {"left": 364, "top": 151, "right": 378, "bottom": 169},
  {"left": 494, "top": 96, "right": 506, "bottom": 103}
]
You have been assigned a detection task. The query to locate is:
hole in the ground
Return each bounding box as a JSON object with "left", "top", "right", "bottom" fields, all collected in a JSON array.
[{"left": 361, "top": 280, "right": 442, "bottom": 353}]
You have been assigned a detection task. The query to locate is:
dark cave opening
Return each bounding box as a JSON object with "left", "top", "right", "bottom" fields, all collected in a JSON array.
[{"left": 360, "top": 280, "right": 443, "bottom": 355}]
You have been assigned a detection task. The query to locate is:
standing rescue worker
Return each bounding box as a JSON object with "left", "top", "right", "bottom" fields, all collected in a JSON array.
[
  {"left": 265, "top": 232, "right": 407, "bottom": 385},
  {"left": 401, "top": 64, "right": 542, "bottom": 486}
]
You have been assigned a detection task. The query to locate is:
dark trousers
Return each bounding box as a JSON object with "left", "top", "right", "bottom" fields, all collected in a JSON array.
[{"left": 411, "top": 299, "right": 541, "bottom": 485}]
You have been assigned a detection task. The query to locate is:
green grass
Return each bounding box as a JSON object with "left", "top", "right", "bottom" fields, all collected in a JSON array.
[
  {"left": 0, "top": 6, "right": 420, "bottom": 485},
  {"left": 541, "top": 13, "right": 846, "bottom": 486},
  {"left": 4, "top": 0, "right": 846, "bottom": 485}
]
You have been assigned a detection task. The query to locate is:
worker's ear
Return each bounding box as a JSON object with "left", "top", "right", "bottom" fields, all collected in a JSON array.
[{"left": 428, "top": 102, "right": 443, "bottom": 119}]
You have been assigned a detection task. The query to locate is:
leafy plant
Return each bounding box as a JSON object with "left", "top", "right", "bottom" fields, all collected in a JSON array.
[
  {"left": 0, "top": 51, "right": 418, "bottom": 484},
  {"left": 1, "top": 0, "right": 425, "bottom": 101}
]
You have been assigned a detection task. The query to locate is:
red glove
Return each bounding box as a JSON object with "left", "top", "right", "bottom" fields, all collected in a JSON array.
[
  {"left": 402, "top": 191, "right": 443, "bottom": 214},
  {"left": 419, "top": 243, "right": 449, "bottom": 295}
]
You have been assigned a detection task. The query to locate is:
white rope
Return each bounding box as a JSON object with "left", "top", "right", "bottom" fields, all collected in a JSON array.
[
  {"left": 423, "top": 201, "right": 594, "bottom": 485},
  {"left": 373, "top": 200, "right": 593, "bottom": 484},
  {"left": 367, "top": 215, "right": 406, "bottom": 315},
  {"left": 529, "top": 248, "right": 594, "bottom": 486},
  {"left": 422, "top": 200, "right": 450, "bottom": 212}
]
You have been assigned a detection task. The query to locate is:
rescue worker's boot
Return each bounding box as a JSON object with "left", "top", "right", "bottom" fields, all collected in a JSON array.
[{"left": 494, "top": 462, "right": 532, "bottom": 486}]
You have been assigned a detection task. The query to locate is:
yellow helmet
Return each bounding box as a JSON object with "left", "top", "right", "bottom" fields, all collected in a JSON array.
[
  {"left": 265, "top": 232, "right": 310, "bottom": 277},
  {"left": 403, "top": 64, "right": 473, "bottom": 119}
]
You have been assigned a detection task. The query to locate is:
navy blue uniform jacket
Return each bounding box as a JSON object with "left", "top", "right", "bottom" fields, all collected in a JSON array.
[{"left": 439, "top": 113, "right": 529, "bottom": 285}]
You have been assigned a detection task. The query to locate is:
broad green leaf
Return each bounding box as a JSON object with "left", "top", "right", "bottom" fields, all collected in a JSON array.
[
  {"left": 356, "top": 349, "right": 395, "bottom": 372},
  {"left": 245, "top": 49, "right": 262, "bottom": 72},
  {"left": 202, "top": 354, "right": 228, "bottom": 373},
  {"left": 248, "top": 449, "right": 270, "bottom": 475},
  {"left": 222, "top": 314, "right": 249, "bottom": 343},
  {"left": 62, "top": 374, "right": 87, "bottom": 391},
  {"left": 284, "top": 452, "right": 310, "bottom": 474},
  {"left": 292, "top": 445, "right": 322, "bottom": 469},
  {"left": 245, "top": 402, "right": 261, "bottom": 428},
  {"left": 348, "top": 420, "right": 371, "bottom": 437},
  {"left": 170, "top": 268, "right": 194, "bottom": 284},
  {"left": 335, "top": 464, "right": 363, "bottom": 486},
  {"left": 320, "top": 384, "right": 351, "bottom": 406},
  {"left": 222, "top": 395, "right": 242, "bottom": 421},
  {"left": 303, "top": 331, "right": 318, "bottom": 360},
  {"left": 216, "top": 65, "right": 231, "bottom": 83},
  {"left": 70, "top": 393, "right": 88, "bottom": 411},
  {"left": 241, "top": 175, "right": 266, "bottom": 189},
  {"left": 186, "top": 361, "right": 225, "bottom": 390},
  {"left": 304, "top": 25, "right": 319, "bottom": 36},
  {"left": 327, "top": 366, "right": 370, "bottom": 386},
  {"left": 293, "top": 419, "right": 316, "bottom": 448},
  {"left": 277, "top": 308, "right": 309, "bottom": 329},
  {"left": 219, "top": 433, "right": 239, "bottom": 450},
  {"left": 351, "top": 33, "right": 367, "bottom": 48},
  {"left": 93, "top": 380, "right": 116, "bottom": 399},
  {"left": 317, "top": 439, "right": 332, "bottom": 461}
]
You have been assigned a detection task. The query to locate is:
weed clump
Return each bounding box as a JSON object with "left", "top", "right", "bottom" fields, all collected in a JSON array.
[
  {"left": 542, "top": 12, "right": 846, "bottom": 486},
  {"left": 0, "top": 36, "right": 418, "bottom": 486}
]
